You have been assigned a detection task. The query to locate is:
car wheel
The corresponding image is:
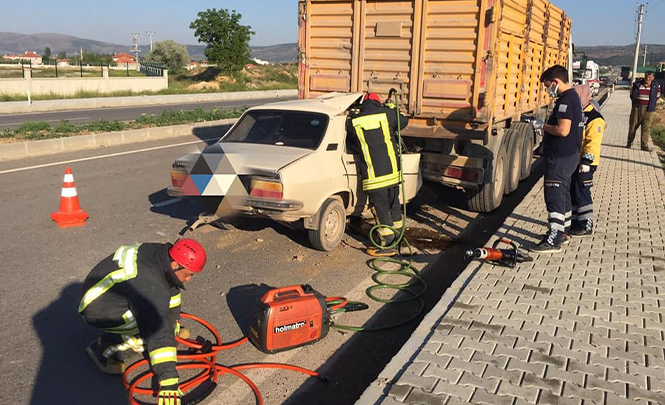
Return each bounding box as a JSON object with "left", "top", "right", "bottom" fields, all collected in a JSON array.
[{"left": 308, "top": 197, "right": 346, "bottom": 251}]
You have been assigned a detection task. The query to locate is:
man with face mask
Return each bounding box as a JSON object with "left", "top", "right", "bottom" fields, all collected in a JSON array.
[
  {"left": 628, "top": 71, "right": 661, "bottom": 151},
  {"left": 531, "top": 65, "right": 584, "bottom": 253}
]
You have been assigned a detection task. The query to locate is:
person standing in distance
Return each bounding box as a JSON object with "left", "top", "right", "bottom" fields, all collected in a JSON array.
[
  {"left": 531, "top": 65, "right": 584, "bottom": 253},
  {"left": 628, "top": 71, "right": 661, "bottom": 152}
]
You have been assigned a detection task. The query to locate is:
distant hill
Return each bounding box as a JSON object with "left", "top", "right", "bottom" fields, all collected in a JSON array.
[
  {"left": 576, "top": 44, "right": 665, "bottom": 67},
  {"left": 0, "top": 32, "right": 297, "bottom": 63}
]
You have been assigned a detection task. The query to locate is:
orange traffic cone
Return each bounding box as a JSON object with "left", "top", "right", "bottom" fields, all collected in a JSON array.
[{"left": 50, "top": 166, "right": 89, "bottom": 228}]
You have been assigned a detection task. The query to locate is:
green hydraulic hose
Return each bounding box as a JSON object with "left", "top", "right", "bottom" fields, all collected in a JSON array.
[{"left": 330, "top": 90, "right": 426, "bottom": 332}]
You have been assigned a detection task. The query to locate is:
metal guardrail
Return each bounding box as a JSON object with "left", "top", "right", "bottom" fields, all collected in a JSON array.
[{"left": 140, "top": 62, "right": 167, "bottom": 77}]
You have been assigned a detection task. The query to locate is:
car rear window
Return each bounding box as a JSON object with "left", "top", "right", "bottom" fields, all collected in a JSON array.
[{"left": 221, "top": 110, "right": 329, "bottom": 150}]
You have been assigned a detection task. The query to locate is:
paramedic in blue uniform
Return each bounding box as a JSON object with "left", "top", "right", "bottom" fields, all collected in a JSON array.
[{"left": 531, "top": 65, "right": 584, "bottom": 253}]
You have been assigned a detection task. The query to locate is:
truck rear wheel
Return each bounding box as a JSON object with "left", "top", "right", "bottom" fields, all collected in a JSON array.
[
  {"left": 504, "top": 129, "right": 523, "bottom": 195},
  {"left": 467, "top": 147, "right": 506, "bottom": 213},
  {"left": 308, "top": 197, "right": 346, "bottom": 251},
  {"left": 520, "top": 125, "right": 535, "bottom": 181}
]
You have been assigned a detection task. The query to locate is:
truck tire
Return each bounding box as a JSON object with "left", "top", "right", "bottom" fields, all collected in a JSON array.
[
  {"left": 520, "top": 125, "right": 535, "bottom": 181},
  {"left": 467, "top": 146, "right": 506, "bottom": 213},
  {"left": 504, "top": 129, "right": 523, "bottom": 195},
  {"left": 308, "top": 197, "right": 346, "bottom": 251}
]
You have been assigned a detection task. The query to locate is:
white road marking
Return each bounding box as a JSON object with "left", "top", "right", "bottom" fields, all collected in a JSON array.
[
  {"left": 151, "top": 198, "right": 182, "bottom": 208},
  {"left": 0, "top": 137, "right": 219, "bottom": 175}
]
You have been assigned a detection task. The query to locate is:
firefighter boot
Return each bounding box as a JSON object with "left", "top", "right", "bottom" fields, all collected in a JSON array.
[
  {"left": 367, "top": 233, "right": 398, "bottom": 257},
  {"left": 86, "top": 337, "right": 126, "bottom": 375}
]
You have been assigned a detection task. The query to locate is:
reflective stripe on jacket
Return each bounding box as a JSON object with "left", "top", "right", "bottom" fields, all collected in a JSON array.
[{"left": 347, "top": 100, "right": 409, "bottom": 191}]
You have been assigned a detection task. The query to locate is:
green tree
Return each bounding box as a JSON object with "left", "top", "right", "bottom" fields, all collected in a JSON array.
[
  {"left": 189, "top": 8, "right": 254, "bottom": 74},
  {"left": 57, "top": 51, "right": 67, "bottom": 59},
  {"left": 42, "top": 47, "right": 51, "bottom": 64},
  {"left": 144, "top": 40, "right": 190, "bottom": 73}
]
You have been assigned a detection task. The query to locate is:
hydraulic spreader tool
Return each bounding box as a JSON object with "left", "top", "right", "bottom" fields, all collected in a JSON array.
[{"left": 465, "top": 238, "right": 533, "bottom": 268}]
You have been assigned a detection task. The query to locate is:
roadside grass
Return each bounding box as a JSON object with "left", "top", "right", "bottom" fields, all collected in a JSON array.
[
  {"left": 0, "top": 64, "right": 298, "bottom": 102},
  {"left": 0, "top": 107, "right": 245, "bottom": 141},
  {"left": 653, "top": 100, "right": 665, "bottom": 168}
]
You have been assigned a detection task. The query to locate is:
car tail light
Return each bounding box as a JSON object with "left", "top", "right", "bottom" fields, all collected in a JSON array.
[
  {"left": 250, "top": 179, "right": 283, "bottom": 199},
  {"left": 171, "top": 169, "right": 187, "bottom": 188}
]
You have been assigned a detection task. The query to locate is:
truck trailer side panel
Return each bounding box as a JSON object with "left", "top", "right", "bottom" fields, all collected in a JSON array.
[{"left": 299, "top": 0, "right": 571, "bottom": 133}]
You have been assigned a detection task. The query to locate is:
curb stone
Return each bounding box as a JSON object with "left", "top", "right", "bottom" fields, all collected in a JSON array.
[{"left": 0, "top": 118, "right": 238, "bottom": 161}]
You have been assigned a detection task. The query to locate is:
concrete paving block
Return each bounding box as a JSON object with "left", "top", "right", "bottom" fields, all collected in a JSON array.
[
  {"left": 25, "top": 138, "right": 63, "bottom": 156},
  {"left": 95, "top": 132, "right": 125, "bottom": 147},
  {"left": 0, "top": 142, "right": 28, "bottom": 161},
  {"left": 60, "top": 135, "right": 97, "bottom": 151},
  {"left": 121, "top": 129, "right": 151, "bottom": 143}
]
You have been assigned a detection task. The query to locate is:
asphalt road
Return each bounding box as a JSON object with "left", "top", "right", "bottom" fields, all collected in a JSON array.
[
  {"left": 0, "top": 96, "right": 297, "bottom": 130},
  {"left": 0, "top": 133, "right": 543, "bottom": 405}
]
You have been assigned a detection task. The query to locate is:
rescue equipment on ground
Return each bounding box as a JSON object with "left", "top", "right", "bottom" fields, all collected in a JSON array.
[
  {"left": 50, "top": 166, "right": 89, "bottom": 228},
  {"left": 465, "top": 238, "right": 533, "bottom": 268},
  {"left": 249, "top": 285, "right": 331, "bottom": 353},
  {"left": 123, "top": 313, "right": 324, "bottom": 405}
]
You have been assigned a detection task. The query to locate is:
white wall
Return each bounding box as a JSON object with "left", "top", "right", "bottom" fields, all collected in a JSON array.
[{"left": 0, "top": 71, "right": 168, "bottom": 96}]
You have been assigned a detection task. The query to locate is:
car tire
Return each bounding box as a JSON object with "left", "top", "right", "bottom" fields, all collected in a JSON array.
[{"left": 308, "top": 197, "right": 346, "bottom": 251}]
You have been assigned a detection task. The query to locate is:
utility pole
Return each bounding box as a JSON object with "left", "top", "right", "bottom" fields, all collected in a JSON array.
[
  {"left": 643, "top": 44, "right": 648, "bottom": 67},
  {"left": 147, "top": 31, "right": 155, "bottom": 52},
  {"left": 631, "top": 4, "right": 645, "bottom": 84},
  {"left": 131, "top": 32, "right": 141, "bottom": 71}
]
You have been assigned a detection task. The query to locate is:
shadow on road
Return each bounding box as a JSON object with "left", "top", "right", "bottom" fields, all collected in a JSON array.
[
  {"left": 283, "top": 157, "right": 546, "bottom": 405},
  {"left": 31, "top": 283, "right": 127, "bottom": 405},
  {"left": 226, "top": 284, "right": 275, "bottom": 336}
]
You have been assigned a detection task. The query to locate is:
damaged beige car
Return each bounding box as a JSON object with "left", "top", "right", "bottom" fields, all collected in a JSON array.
[{"left": 169, "top": 92, "right": 421, "bottom": 251}]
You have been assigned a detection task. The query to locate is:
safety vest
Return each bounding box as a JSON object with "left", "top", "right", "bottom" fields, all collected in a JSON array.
[
  {"left": 581, "top": 104, "right": 605, "bottom": 166},
  {"left": 351, "top": 113, "right": 402, "bottom": 191}
]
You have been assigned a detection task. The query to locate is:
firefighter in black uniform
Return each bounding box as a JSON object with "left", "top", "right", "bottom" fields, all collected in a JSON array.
[
  {"left": 531, "top": 65, "right": 584, "bottom": 253},
  {"left": 347, "top": 92, "right": 409, "bottom": 256},
  {"left": 79, "top": 238, "right": 207, "bottom": 405},
  {"left": 571, "top": 85, "right": 605, "bottom": 237}
]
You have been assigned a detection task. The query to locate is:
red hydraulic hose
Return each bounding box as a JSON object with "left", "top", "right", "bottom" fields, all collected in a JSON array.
[{"left": 122, "top": 313, "right": 320, "bottom": 405}]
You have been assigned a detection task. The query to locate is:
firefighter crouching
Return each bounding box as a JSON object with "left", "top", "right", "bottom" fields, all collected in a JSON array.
[
  {"left": 571, "top": 85, "right": 605, "bottom": 237},
  {"left": 79, "top": 238, "right": 207, "bottom": 405},
  {"left": 347, "top": 92, "right": 409, "bottom": 257}
]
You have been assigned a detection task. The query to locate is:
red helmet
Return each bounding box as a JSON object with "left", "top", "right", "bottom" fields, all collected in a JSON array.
[
  {"left": 169, "top": 239, "right": 207, "bottom": 272},
  {"left": 363, "top": 92, "right": 381, "bottom": 103}
]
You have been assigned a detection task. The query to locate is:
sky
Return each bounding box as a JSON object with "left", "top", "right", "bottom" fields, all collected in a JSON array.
[{"left": 0, "top": 0, "right": 663, "bottom": 47}]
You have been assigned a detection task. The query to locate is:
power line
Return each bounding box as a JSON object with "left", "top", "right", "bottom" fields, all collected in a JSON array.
[{"left": 647, "top": 0, "right": 664, "bottom": 11}]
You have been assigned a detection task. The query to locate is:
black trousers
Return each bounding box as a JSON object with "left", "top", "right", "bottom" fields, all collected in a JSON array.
[
  {"left": 544, "top": 155, "right": 579, "bottom": 234},
  {"left": 368, "top": 185, "right": 402, "bottom": 232},
  {"left": 571, "top": 165, "right": 596, "bottom": 229}
]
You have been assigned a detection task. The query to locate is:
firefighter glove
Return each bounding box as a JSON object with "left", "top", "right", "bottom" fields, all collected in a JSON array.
[{"left": 157, "top": 389, "right": 183, "bottom": 405}]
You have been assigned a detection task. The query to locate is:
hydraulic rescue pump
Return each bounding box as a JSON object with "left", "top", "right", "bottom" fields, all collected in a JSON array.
[{"left": 249, "top": 284, "right": 330, "bottom": 354}]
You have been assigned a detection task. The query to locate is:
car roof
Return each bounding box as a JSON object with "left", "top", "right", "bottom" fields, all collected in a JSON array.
[{"left": 248, "top": 92, "right": 364, "bottom": 116}]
